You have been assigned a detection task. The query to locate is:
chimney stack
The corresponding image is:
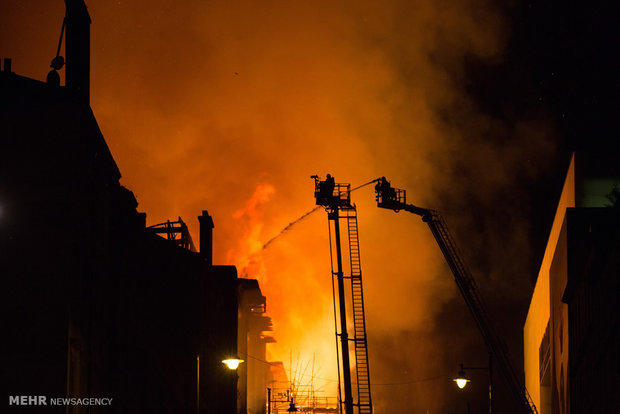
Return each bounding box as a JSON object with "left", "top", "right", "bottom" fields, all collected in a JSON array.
[
  {"left": 3, "top": 58, "right": 12, "bottom": 73},
  {"left": 64, "top": 0, "right": 91, "bottom": 104},
  {"left": 198, "top": 210, "right": 215, "bottom": 267}
]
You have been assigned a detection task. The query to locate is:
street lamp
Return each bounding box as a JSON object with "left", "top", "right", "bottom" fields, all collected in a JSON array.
[
  {"left": 222, "top": 357, "right": 244, "bottom": 370},
  {"left": 453, "top": 364, "right": 470, "bottom": 389},
  {"left": 453, "top": 356, "right": 493, "bottom": 414}
]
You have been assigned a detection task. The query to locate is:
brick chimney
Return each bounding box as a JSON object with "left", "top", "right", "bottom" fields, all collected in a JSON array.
[{"left": 64, "top": 0, "right": 91, "bottom": 104}]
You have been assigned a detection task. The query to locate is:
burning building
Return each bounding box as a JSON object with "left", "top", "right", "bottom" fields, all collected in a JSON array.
[
  {"left": 237, "top": 278, "right": 275, "bottom": 413},
  {"left": 0, "top": 1, "right": 272, "bottom": 412},
  {"left": 523, "top": 152, "right": 620, "bottom": 413}
]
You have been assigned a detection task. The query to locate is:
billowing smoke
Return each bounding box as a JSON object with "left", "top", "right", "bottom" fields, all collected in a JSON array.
[{"left": 1, "top": 0, "right": 557, "bottom": 411}]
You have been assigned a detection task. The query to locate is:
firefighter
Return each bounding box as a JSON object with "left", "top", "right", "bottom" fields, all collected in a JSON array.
[{"left": 323, "top": 174, "right": 335, "bottom": 198}]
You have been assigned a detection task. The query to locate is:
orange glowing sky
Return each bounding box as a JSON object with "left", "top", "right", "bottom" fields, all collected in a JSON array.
[{"left": 1, "top": 1, "right": 557, "bottom": 411}]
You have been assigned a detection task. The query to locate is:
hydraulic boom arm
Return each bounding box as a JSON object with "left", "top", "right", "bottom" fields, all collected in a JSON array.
[{"left": 374, "top": 177, "right": 538, "bottom": 414}]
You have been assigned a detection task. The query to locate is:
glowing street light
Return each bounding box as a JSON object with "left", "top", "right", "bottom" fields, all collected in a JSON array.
[
  {"left": 222, "top": 357, "right": 244, "bottom": 370},
  {"left": 453, "top": 359, "right": 493, "bottom": 414},
  {"left": 453, "top": 364, "right": 470, "bottom": 389}
]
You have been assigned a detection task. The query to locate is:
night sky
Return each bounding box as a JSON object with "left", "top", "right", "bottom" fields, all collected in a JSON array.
[
  {"left": 1, "top": 0, "right": 616, "bottom": 412},
  {"left": 475, "top": 0, "right": 617, "bottom": 273}
]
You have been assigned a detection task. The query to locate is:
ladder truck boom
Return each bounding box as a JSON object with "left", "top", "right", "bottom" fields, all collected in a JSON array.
[{"left": 374, "top": 177, "right": 538, "bottom": 414}]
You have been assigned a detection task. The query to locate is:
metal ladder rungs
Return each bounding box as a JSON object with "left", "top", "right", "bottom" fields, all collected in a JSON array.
[{"left": 346, "top": 212, "right": 372, "bottom": 413}]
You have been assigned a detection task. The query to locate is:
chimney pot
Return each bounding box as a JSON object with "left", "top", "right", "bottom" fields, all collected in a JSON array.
[
  {"left": 3, "top": 58, "right": 11, "bottom": 73},
  {"left": 198, "top": 210, "right": 215, "bottom": 267},
  {"left": 64, "top": 0, "right": 91, "bottom": 104}
]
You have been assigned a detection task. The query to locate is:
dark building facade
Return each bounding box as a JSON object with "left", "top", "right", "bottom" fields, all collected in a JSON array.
[
  {"left": 562, "top": 208, "right": 620, "bottom": 413},
  {"left": 524, "top": 153, "right": 620, "bottom": 413},
  {"left": 1, "top": 2, "right": 241, "bottom": 412},
  {"left": 237, "top": 279, "right": 274, "bottom": 414}
]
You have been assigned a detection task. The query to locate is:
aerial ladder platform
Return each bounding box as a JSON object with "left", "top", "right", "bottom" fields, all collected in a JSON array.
[
  {"left": 312, "top": 175, "right": 373, "bottom": 414},
  {"left": 374, "top": 177, "right": 538, "bottom": 414}
]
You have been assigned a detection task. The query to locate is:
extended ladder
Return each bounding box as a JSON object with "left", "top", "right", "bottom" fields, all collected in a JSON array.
[
  {"left": 345, "top": 209, "right": 372, "bottom": 414},
  {"left": 313, "top": 175, "right": 373, "bottom": 414}
]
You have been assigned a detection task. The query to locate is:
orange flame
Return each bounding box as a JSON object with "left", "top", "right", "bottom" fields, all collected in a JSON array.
[
  {"left": 227, "top": 184, "right": 340, "bottom": 396},
  {"left": 227, "top": 184, "right": 275, "bottom": 280}
]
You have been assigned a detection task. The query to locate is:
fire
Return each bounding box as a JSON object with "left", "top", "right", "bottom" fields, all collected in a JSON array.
[
  {"left": 227, "top": 183, "right": 275, "bottom": 280},
  {"left": 228, "top": 183, "right": 341, "bottom": 397}
]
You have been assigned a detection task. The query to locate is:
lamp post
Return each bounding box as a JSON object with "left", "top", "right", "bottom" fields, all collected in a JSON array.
[
  {"left": 222, "top": 357, "right": 244, "bottom": 414},
  {"left": 453, "top": 354, "right": 493, "bottom": 414}
]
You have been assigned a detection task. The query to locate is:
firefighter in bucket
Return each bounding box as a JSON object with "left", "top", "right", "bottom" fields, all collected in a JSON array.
[{"left": 312, "top": 174, "right": 336, "bottom": 206}]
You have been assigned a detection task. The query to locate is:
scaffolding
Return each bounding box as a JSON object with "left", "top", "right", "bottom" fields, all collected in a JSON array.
[
  {"left": 147, "top": 217, "right": 196, "bottom": 252},
  {"left": 268, "top": 382, "right": 339, "bottom": 413}
]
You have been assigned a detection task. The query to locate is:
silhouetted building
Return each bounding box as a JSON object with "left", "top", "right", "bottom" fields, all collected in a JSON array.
[
  {"left": 523, "top": 152, "right": 620, "bottom": 413},
  {"left": 237, "top": 279, "right": 275, "bottom": 414},
  {"left": 1, "top": 2, "right": 241, "bottom": 412}
]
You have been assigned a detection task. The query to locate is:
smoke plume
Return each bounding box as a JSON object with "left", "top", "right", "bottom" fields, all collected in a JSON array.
[{"left": 1, "top": 0, "right": 557, "bottom": 411}]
